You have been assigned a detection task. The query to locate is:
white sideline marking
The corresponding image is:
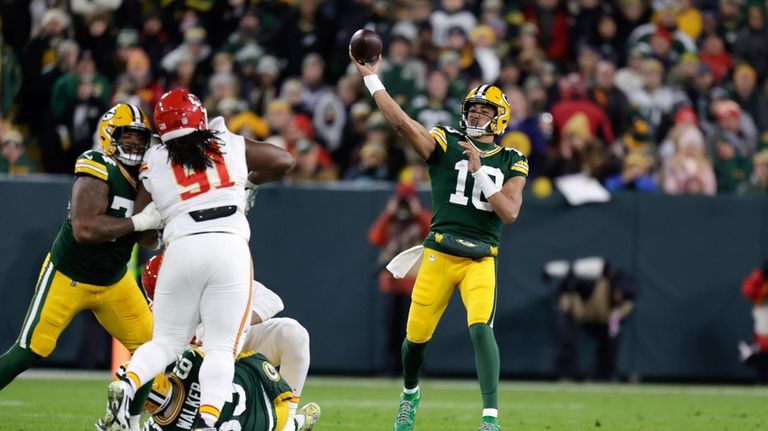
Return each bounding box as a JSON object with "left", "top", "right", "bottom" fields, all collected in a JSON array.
[
  {"left": 16, "top": 369, "right": 110, "bottom": 380},
  {"left": 306, "top": 377, "right": 768, "bottom": 397},
  {"left": 0, "top": 400, "right": 26, "bottom": 406}
]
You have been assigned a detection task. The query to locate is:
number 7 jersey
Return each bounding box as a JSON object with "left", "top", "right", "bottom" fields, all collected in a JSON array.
[
  {"left": 424, "top": 125, "right": 529, "bottom": 253},
  {"left": 139, "top": 117, "right": 250, "bottom": 243}
]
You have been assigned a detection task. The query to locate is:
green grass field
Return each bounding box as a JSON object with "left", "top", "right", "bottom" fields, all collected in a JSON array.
[{"left": 1, "top": 373, "right": 767, "bottom": 431}]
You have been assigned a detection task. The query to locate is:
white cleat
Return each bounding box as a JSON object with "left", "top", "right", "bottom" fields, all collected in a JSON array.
[
  {"left": 297, "top": 402, "right": 321, "bottom": 431},
  {"left": 104, "top": 380, "right": 132, "bottom": 431}
]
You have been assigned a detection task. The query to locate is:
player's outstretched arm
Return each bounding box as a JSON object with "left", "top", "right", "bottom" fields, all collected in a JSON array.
[
  {"left": 244, "top": 137, "right": 295, "bottom": 184},
  {"left": 349, "top": 50, "right": 436, "bottom": 161},
  {"left": 71, "top": 177, "right": 150, "bottom": 242}
]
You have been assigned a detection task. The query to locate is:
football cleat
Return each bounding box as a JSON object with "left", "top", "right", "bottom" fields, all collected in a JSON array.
[
  {"left": 104, "top": 380, "right": 132, "bottom": 431},
  {"left": 478, "top": 421, "right": 501, "bottom": 431},
  {"left": 297, "top": 402, "right": 321, "bottom": 431},
  {"left": 393, "top": 389, "right": 420, "bottom": 431}
]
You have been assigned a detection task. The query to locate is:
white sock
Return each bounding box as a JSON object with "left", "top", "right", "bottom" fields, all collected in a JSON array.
[
  {"left": 403, "top": 386, "right": 419, "bottom": 394},
  {"left": 482, "top": 408, "right": 498, "bottom": 418},
  {"left": 125, "top": 340, "right": 183, "bottom": 395},
  {"left": 129, "top": 415, "right": 141, "bottom": 430},
  {"left": 198, "top": 349, "right": 235, "bottom": 426},
  {"left": 294, "top": 415, "right": 306, "bottom": 431},
  {"left": 276, "top": 321, "right": 311, "bottom": 398}
]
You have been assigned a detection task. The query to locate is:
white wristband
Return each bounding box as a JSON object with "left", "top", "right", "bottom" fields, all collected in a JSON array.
[
  {"left": 363, "top": 74, "right": 385, "bottom": 95},
  {"left": 472, "top": 169, "right": 500, "bottom": 198}
]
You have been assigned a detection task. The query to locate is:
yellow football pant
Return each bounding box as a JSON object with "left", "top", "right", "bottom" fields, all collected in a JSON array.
[
  {"left": 17, "top": 254, "right": 153, "bottom": 357},
  {"left": 406, "top": 247, "right": 497, "bottom": 343}
]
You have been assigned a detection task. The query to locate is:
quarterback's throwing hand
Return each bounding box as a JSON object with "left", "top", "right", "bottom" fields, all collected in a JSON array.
[
  {"left": 348, "top": 46, "right": 381, "bottom": 76},
  {"left": 459, "top": 141, "right": 482, "bottom": 173}
]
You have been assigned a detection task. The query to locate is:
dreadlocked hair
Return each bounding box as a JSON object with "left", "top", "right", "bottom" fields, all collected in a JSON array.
[{"left": 164, "top": 130, "right": 224, "bottom": 172}]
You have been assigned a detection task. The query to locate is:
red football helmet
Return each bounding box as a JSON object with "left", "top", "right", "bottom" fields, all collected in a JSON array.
[
  {"left": 153, "top": 89, "right": 208, "bottom": 142},
  {"left": 142, "top": 253, "right": 164, "bottom": 301}
]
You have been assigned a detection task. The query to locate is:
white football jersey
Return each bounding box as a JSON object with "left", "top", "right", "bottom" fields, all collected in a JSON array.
[{"left": 139, "top": 116, "right": 250, "bottom": 243}]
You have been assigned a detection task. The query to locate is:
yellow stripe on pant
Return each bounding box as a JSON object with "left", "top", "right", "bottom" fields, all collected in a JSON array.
[
  {"left": 406, "top": 247, "right": 497, "bottom": 344},
  {"left": 16, "top": 257, "right": 152, "bottom": 357}
]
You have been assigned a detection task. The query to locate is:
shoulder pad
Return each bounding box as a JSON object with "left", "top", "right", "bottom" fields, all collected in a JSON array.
[
  {"left": 504, "top": 147, "right": 525, "bottom": 157},
  {"left": 75, "top": 151, "right": 111, "bottom": 181}
]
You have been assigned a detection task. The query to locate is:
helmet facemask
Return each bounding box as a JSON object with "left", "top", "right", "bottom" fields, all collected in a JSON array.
[
  {"left": 460, "top": 101, "right": 499, "bottom": 137},
  {"left": 111, "top": 126, "right": 151, "bottom": 166}
]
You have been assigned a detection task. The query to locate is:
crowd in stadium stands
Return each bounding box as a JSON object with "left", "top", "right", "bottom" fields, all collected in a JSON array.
[{"left": 1, "top": 0, "right": 768, "bottom": 195}]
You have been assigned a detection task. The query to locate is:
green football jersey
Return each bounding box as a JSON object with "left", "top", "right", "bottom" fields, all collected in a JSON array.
[
  {"left": 49, "top": 150, "right": 139, "bottom": 285},
  {"left": 145, "top": 350, "right": 294, "bottom": 431},
  {"left": 423, "top": 125, "right": 529, "bottom": 254}
]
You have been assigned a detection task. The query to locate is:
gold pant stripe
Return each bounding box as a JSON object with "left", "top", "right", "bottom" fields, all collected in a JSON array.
[{"left": 18, "top": 258, "right": 54, "bottom": 349}]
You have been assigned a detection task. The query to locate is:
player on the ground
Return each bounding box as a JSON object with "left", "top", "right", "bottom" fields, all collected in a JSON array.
[
  {"left": 116, "top": 349, "right": 319, "bottom": 431},
  {"left": 103, "top": 89, "right": 294, "bottom": 431},
  {"left": 350, "top": 51, "right": 528, "bottom": 431},
  {"left": 137, "top": 254, "right": 315, "bottom": 431},
  {"left": 0, "top": 104, "right": 161, "bottom": 406}
]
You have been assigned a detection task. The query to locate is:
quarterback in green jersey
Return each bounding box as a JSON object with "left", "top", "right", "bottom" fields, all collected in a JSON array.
[
  {"left": 351, "top": 49, "right": 528, "bottom": 431},
  {"left": 0, "top": 103, "right": 162, "bottom": 405}
]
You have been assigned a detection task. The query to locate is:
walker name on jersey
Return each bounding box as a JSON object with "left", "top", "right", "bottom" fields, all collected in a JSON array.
[{"left": 176, "top": 382, "right": 202, "bottom": 430}]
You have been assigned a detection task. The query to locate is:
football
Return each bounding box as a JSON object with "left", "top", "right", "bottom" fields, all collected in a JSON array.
[{"left": 349, "top": 29, "right": 382, "bottom": 65}]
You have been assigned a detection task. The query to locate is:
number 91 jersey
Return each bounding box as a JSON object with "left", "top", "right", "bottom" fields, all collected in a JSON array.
[
  {"left": 424, "top": 125, "right": 528, "bottom": 253},
  {"left": 139, "top": 117, "right": 250, "bottom": 243}
]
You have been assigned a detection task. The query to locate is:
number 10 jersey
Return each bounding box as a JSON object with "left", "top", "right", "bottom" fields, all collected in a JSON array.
[{"left": 423, "top": 125, "right": 529, "bottom": 253}]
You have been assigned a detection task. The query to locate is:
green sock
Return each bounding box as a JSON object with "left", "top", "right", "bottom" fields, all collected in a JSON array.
[
  {"left": 469, "top": 323, "right": 499, "bottom": 409},
  {"left": 482, "top": 416, "right": 498, "bottom": 424},
  {"left": 401, "top": 339, "right": 427, "bottom": 390},
  {"left": 129, "top": 378, "right": 154, "bottom": 416},
  {"left": 0, "top": 344, "right": 41, "bottom": 390}
]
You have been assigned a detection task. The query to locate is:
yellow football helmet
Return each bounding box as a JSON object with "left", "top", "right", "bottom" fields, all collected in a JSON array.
[
  {"left": 143, "top": 372, "right": 173, "bottom": 414},
  {"left": 97, "top": 103, "right": 152, "bottom": 166},
  {"left": 459, "top": 85, "right": 511, "bottom": 137}
]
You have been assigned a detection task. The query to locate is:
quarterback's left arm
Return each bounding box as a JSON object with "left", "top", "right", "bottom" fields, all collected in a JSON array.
[
  {"left": 244, "top": 137, "right": 295, "bottom": 184},
  {"left": 488, "top": 176, "right": 526, "bottom": 224},
  {"left": 459, "top": 141, "right": 526, "bottom": 224}
]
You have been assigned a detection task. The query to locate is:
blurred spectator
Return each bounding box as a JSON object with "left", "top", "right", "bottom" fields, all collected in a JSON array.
[
  {"left": 713, "top": 138, "right": 751, "bottom": 194},
  {"left": 687, "top": 63, "right": 716, "bottom": 123},
  {"left": 221, "top": 7, "right": 262, "bottom": 56},
  {"left": 729, "top": 64, "right": 768, "bottom": 133},
  {"left": 604, "top": 152, "right": 657, "bottom": 192},
  {"left": 280, "top": 78, "right": 311, "bottom": 117},
  {"left": 628, "top": 2, "right": 696, "bottom": 67},
  {"left": 138, "top": 11, "right": 171, "bottom": 77},
  {"left": 501, "top": 86, "right": 547, "bottom": 175},
  {"left": 570, "top": 0, "right": 603, "bottom": 54},
  {"left": 338, "top": 102, "right": 373, "bottom": 173},
  {"left": 523, "top": 0, "right": 570, "bottom": 65},
  {"left": 627, "top": 59, "right": 684, "bottom": 137},
  {"left": 300, "top": 53, "right": 332, "bottom": 114},
  {"left": 614, "top": 47, "right": 647, "bottom": 97},
  {"left": 345, "top": 140, "right": 390, "bottom": 181},
  {"left": 413, "top": 20, "right": 440, "bottom": 67},
  {"left": 380, "top": 35, "right": 426, "bottom": 106},
  {"left": 240, "top": 53, "right": 279, "bottom": 116},
  {"left": 515, "top": 23, "right": 546, "bottom": 78},
  {"left": 55, "top": 76, "right": 106, "bottom": 172},
  {"left": 113, "top": 48, "right": 162, "bottom": 112},
  {"left": 444, "top": 26, "right": 482, "bottom": 83},
  {"left": 662, "top": 125, "right": 716, "bottom": 195},
  {"left": 160, "top": 26, "right": 211, "bottom": 76},
  {"left": 17, "top": 9, "right": 71, "bottom": 132},
  {"left": 0, "top": 129, "right": 35, "bottom": 175},
  {"left": 436, "top": 51, "right": 469, "bottom": 101},
  {"left": 313, "top": 75, "right": 358, "bottom": 155},
  {"left": 368, "top": 182, "right": 431, "bottom": 375},
  {"left": 70, "top": 0, "right": 121, "bottom": 17},
  {"left": 0, "top": 30, "right": 22, "bottom": 119},
  {"left": 614, "top": 0, "right": 652, "bottom": 51},
  {"left": 264, "top": 0, "right": 336, "bottom": 79},
  {"left": 546, "top": 257, "right": 636, "bottom": 381},
  {"left": 675, "top": 0, "right": 703, "bottom": 40},
  {"left": 738, "top": 150, "right": 768, "bottom": 194},
  {"left": 589, "top": 60, "right": 631, "bottom": 137},
  {"left": 286, "top": 138, "right": 339, "bottom": 183},
  {"left": 430, "top": 0, "right": 476, "bottom": 47},
  {"left": 698, "top": 33, "right": 731, "bottom": 84},
  {"left": 226, "top": 102, "right": 270, "bottom": 141},
  {"left": 264, "top": 99, "right": 293, "bottom": 148},
  {"left": 204, "top": 72, "right": 239, "bottom": 115},
  {"left": 591, "top": 10, "right": 622, "bottom": 64},
  {"left": 739, "top": 260, "right": 768, "bottom": 383},
  {"left": 732, "top": 4, "right": 768, "bottom": 84},
  {"left": 551, "top": 74, "right": 615, "bottom": 145},
  {"left": 544, "top": 112, "right": 612, "bottom": 179},
  {"left": 407, "top": 70, "right": 456, "bottom": 131},
  {"left": 75, "top": 11, "right": 117, "bottom": 80},
  {"left": 469, "top": 25, "right": 500, "bottom": 84},
  {"left": 50, "top": 50, "right": 111, "bottom": 122},
  {"left": 706, "top": 99, "right": 758, "bottom": 158}
]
